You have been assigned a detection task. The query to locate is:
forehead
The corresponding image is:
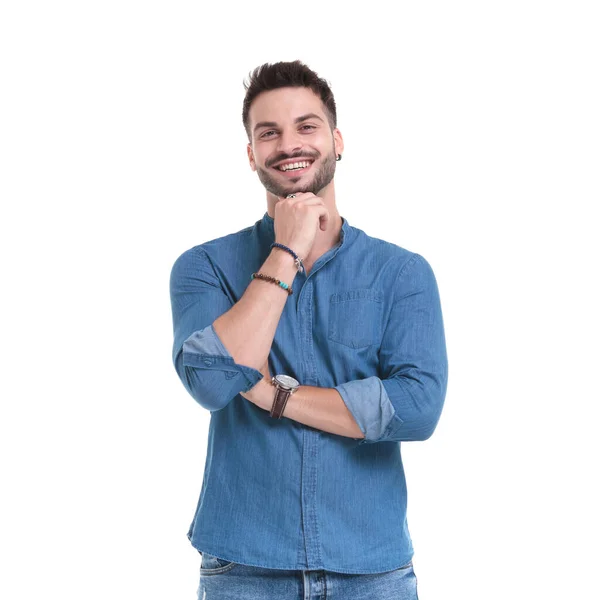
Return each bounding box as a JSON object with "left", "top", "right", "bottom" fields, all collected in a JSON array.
[{"left": 249, "top": 87, "right": 326, "bottom": 127}]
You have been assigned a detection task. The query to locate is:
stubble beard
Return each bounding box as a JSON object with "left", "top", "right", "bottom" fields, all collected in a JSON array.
[{"left": 256, "top": 146, "right": 337, "bottom": 198}]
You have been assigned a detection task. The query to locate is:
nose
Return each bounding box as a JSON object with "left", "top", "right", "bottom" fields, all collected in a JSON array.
[{"left": 276, "top": 126, "right": 303, "bottom": 155}]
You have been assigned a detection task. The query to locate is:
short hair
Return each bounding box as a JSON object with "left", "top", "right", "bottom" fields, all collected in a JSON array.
[{"left": 242, "top": 60, "right": 337, "bottom": 141}]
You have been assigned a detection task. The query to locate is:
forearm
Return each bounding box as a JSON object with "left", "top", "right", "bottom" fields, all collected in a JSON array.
[
  {"left": 245, "top": 380, "right": 365, "bottom": 440},
  {"left": 212, "top": 250, "right": 298, "bottom": 372},
  {"left": 286, "top": 385, "right": 365, "bottom": 439}
]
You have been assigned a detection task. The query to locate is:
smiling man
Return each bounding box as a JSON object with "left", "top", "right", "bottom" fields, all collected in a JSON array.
[
  {"left": 246, "top": 83, "right": 344, "bottom": 277},
  {"left": 169, "top": 60, "right": 448, "bottom": 600},
  {"left": 249, "top": 87, "right": 341, "bottom": 200}
]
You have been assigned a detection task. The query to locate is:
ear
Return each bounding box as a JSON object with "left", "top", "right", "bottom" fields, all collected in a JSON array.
[
  {"left": 247, "top": 143, "right": 256, "bottom": 171},
  {"left": 333, "top": 128, "right": 344, "bottom": 157}
]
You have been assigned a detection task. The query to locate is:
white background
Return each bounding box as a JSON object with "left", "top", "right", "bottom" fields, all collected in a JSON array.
[{"left": 1, "top": 1, "right": 598, "bottom": 598}]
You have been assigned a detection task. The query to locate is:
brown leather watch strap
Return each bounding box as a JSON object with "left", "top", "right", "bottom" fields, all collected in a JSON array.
[{"left": 270, "top": 386, "right": 292, "bottom": 419}]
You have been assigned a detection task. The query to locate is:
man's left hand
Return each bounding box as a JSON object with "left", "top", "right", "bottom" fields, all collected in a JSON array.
[{"left": 240, "top": 360, "right": 272, "bottom": 411}]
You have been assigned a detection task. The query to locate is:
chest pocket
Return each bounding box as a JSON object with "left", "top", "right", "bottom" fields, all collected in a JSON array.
[{"left": 328, "top": 289, "right": 384, "bottom": 348}]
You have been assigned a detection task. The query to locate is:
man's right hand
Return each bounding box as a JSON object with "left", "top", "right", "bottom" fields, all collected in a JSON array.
[{"left": 273, "top": 192, "right": 330, "bottom": 259}]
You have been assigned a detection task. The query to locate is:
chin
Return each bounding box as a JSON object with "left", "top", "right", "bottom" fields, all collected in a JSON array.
[{"left": 290, "top": 179, "right": 318, "bottom": 195}]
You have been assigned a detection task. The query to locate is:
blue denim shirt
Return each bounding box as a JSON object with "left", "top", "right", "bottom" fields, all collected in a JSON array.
[{"left": 169, "top": 211, "right": 448, "bottom": 574}]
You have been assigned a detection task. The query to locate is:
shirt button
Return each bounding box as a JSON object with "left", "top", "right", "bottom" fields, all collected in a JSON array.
[{"left": 203, "top": 358, "right": 213, "bottom": 366}]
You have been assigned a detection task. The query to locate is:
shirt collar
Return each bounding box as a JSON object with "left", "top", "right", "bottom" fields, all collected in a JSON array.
[{"left": 258, "top": 210, "right": 352, "bottom": 249}]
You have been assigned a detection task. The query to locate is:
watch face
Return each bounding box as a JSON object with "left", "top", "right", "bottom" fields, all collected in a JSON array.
[{"left": 274, "top": 374, "right": 299, "bottom": 390}]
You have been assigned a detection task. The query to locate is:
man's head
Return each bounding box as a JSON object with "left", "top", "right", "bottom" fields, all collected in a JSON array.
[{"left": 243, "top": 60, "right": 343, "bottom": 198}]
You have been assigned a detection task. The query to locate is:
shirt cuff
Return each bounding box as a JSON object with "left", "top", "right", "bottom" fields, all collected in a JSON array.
[
  {"left": 334, "top": 376, "right": 402, "bottom": 443},
  {"left": 183, "top": 323, "right": 236, "bottom": 357},
  {"left": 182, "top": 324, "right": 264, "bottom": 391}
]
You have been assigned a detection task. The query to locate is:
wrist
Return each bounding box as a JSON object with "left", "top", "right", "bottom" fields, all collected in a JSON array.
[
  {"left": 266, "top": 247, "right": 300, "bottom": 275},
  {"left": 271, "top": 242, "right": 305, "bottom": 274},
  {"left": 269, "top": 374, "right": 300, "bottom": 418}
]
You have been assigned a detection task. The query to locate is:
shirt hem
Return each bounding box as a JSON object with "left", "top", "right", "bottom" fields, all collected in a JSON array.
[{"left": 191, "top": 541, "right": 414, "bottom": 575}]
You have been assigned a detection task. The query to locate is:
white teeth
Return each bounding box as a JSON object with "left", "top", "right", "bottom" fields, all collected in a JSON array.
[{"left": 278, "top": 161, "right": 311, "bottom": 171}]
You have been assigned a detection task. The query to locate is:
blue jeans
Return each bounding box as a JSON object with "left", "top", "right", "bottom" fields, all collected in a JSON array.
[{"left": 197, "top": 553, "right": 419, "bottom": 599}]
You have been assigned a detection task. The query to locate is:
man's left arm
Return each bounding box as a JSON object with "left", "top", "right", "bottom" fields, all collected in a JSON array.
[
  {"left": 245, "top": 253, "right": 448, "bottom": 444},
  {"left": 243, "top": 378, "right": 366, "bottom": 440}
]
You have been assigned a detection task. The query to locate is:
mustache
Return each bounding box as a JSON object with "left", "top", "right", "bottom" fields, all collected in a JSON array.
[{"left": 267, "top": 151, "right": 319, "bottom": 168}]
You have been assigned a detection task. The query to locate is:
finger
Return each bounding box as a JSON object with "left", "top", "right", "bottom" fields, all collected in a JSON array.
[
  {"left": 276, "top": 194, "right": 322, "bottom": 211},
  {"left": 279, "top": 192, "right": 316, "bottom": 202},
  {"left": 319, "top": 206, "right": 330, "bottom": 231}
]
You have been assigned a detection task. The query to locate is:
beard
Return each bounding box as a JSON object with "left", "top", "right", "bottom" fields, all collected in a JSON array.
[{"left": 255, "top": 145, "right": 337, "bottom": 198}]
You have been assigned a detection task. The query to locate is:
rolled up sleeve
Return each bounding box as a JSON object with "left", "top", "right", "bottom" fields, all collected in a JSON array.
[
  {"left": 334, "top": 253, "right": 448, "bottom": 444},
  {"left": 170, "top": 247, "right": 264, "bottom": 411}
]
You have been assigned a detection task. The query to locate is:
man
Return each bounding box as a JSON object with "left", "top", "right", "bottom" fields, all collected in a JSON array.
[{"left": 170, "top": 60, "right": 448, "bottom": 599}]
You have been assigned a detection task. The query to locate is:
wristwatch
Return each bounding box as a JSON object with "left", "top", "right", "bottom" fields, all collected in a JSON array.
[{"left": 270, "top": 374, "right": 300, "bottom": 419}]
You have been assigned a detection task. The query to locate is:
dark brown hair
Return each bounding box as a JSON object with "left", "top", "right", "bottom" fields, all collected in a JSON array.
[{"left": 242, "top": 60, "right": 337, "bottom": 141}]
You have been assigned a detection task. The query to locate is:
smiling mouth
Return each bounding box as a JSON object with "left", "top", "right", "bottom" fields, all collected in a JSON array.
[{"left": 273, "top": 160, "right": 314, "bottom": 176}]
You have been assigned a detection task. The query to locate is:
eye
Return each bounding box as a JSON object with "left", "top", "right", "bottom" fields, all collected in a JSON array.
[
  {"left": 261, "top": 130, "right": 277, "bottom": 138},
  {"left": 301, "top": 125, "right": 316, "bottom": 131}
]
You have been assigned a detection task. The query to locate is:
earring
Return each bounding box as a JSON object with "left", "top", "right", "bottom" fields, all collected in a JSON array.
[{"left": 336, "top": 154, "right": 342, "bottom": 161}]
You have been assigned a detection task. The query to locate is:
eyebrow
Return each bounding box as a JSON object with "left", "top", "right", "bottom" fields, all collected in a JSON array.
[{"left": 253, "top": 113, "right": 325, "bottom": 134}]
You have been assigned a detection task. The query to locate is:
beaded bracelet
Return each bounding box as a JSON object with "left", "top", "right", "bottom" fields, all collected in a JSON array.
[
  {"left": 270, "top": 242, "right": 304, "bottom": 274},
  {"left": 251, "top": 272, "right": 293, "bottom": 296}
]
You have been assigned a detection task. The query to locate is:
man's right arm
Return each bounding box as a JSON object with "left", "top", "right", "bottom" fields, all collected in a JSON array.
[
  {"left": 211, "top": 248, "right": 299, "bottom": 372},
  {"left": 169, "top": 245, "right": 298, "bottom": 411}
]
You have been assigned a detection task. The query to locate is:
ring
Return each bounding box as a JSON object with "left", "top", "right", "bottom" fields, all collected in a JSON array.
[{"left": 286, "top": 194, "right": 296, "bottom": 198}]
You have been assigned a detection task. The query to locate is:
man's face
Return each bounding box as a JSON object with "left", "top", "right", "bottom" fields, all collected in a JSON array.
[{"left": 247, "top": 87, "right": 343, "bottom": 198}]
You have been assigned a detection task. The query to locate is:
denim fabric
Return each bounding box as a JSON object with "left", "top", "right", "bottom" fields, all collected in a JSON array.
[
  {"left": 169, "top": 211, "right": 448, "bottom": 574},
  {"left": 183, "top": 325, "right": 399, "bottom": 442},
  {"left": 197, "top": 552, "right": 419, "bottom": 599}
]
